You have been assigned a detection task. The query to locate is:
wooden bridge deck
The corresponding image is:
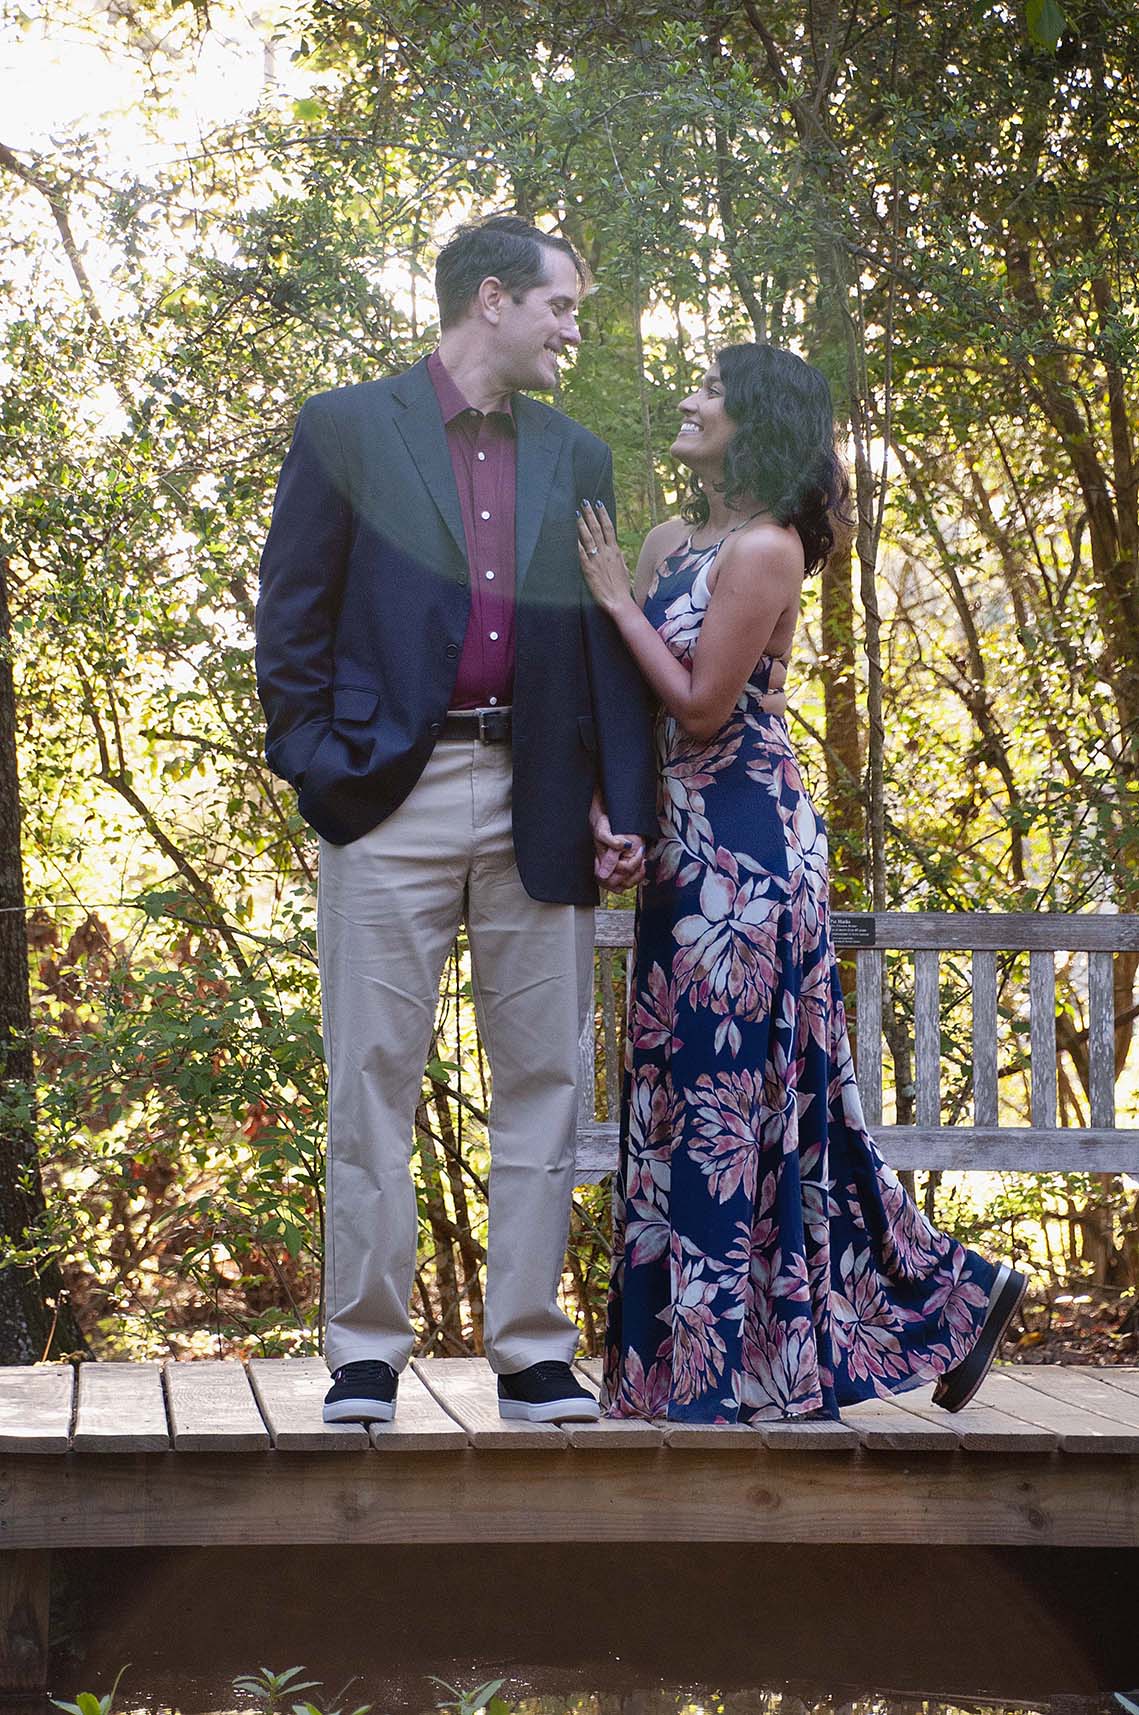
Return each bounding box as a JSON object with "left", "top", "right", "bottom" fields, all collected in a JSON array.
[{"left": 3, "top": 1357, "right": 1139, "bottom": 1552}]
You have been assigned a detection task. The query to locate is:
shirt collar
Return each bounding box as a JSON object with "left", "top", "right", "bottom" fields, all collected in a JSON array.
[{"left": 427, "top": 349, "right": 514, "bottom": 428}]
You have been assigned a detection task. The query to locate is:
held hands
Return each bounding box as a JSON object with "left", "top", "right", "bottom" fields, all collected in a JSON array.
[
  {"left": 577, "top": 501, "right": 634, "bottom": 616},
  {"left": 590, "top": 788, "right": 646, "bottom": 892}
]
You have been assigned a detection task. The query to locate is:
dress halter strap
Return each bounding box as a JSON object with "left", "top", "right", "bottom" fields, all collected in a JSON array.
[{"left": 683, "top": 508, "right": 767, "bottom": 557}]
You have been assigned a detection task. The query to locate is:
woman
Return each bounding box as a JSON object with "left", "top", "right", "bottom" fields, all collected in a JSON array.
[{"left": 577, "top": 343, "right": 1025, "bottom": 1423}]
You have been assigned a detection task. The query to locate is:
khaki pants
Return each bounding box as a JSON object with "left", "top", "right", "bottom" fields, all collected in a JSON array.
[{"left": 317, "top": 734, "right": 593, "bottom": 1374}]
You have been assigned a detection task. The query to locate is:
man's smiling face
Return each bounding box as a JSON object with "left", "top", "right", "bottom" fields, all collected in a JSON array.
[{"left": 494, "top": 247, "right": 583, "bottom": 393}]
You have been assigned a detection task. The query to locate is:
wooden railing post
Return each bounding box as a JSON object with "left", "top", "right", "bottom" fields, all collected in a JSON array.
[
  {"left": 855, "top": 948, "right": 883, "bottom": 1127},
  {"left": 971, "top": 950, "right": 999, "bottom": 1126},
  {"left": 1088, "top": 950, "right": 1116, "bottom": 1128},
  {"left": 1029, "top": 950, "right": 1058, "bottom": 1129},
  {"left": 913, "top": 949, "right": 941, "bottom": 1128}
]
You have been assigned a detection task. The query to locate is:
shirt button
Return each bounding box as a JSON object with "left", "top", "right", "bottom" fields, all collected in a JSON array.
[
  {"left": 480, "top": 510, "right": 491, "bottom": 520},
  {"left": 488, "top": 697, "right": 498, "bottom": 706},
  {"left": 485, "top": 570, "right": 495, "bottom": 580},
  {"left": 477, "top": 451, "right": 487, "bottom": 462},
  {"left": 489, "top": 631, "right": 499, "bottom": 641}
]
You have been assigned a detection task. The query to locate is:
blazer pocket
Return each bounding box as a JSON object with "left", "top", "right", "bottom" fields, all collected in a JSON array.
[
  {"left": 333, "top": 684, "right": 381, "bottom": 723},
  {"left": 577, "top": 714, "right": 597, "bottom": 753}
]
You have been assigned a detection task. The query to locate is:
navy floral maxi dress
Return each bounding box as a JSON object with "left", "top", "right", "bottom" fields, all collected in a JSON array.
[{"left": 602, "top": 538, "right": 998, "bottom": 1424}]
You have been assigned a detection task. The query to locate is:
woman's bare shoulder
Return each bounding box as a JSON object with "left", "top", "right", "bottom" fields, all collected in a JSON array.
[
  {"left": 634, "top": 516, "right": 690, "bottom": 599},
  {"left": 720, "top": 517, "right": 804, "bottom": 583},
  {"left": 641, "top": 516, "right": 690, "bottom": 555}
]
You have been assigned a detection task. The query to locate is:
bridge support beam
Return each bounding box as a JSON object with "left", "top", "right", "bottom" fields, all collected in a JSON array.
[{"left": 0, "top": 1549, "right": 50, "bottom": 1695}]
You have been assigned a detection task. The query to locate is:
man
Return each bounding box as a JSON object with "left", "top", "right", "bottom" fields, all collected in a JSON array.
[{"left": 256, "top": 215, "right": 656, "bottom": 1425}]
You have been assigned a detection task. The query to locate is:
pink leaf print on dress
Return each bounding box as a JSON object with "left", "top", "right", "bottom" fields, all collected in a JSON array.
[
  {"left": 668, "top": 1238, "right": 728, "bottom": 1405},
  {"left": 684, "top": 1069, "right": 764, "bottom": 1203},
  {"left": 632, "top": 963, "right": 684, "bottom": 1055},
  {"left": 742, "top": 1314, "right": 822, "bottom": 1419},
  {"left": 830, "top": 1243, "right": 910, "bottom": 1387},
  {"left": 625, "top": 1063, "right": 683, "bottom": 1206},
  {"left": 672, "top": 864, "right": 782, "bottom": 1023},
  {"left": 606, "top": 1343, "right": 674, "bottom": 1419}
]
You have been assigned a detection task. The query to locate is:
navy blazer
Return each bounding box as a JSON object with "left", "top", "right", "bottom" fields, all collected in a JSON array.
[{"left": 255, "top": 357, "right": 657, "bottom": 905}]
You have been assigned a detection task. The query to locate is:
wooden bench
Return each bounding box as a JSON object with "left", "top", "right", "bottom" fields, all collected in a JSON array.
[
  {"left": 576, "top": 908, "right": 1139, "bottom": 1176},
  {"left": 3, "top": 911, "right": 1139, "bottom": 1692}
]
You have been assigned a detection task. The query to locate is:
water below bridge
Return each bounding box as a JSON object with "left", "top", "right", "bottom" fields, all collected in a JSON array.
[{"left": 44, "top": 1543, "right": 1139, "bottom": 1714}]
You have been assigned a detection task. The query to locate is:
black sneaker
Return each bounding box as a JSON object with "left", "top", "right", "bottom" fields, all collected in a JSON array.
[
  {"left": 933, "top": 1264, "right": 1028, "bottom": 1413},
  {"left": 496, "top": 1360, "right": 600, "bottom": 1423},
  {"left": 323, "top": 1359, "right": 398, "bottom": 1424}
]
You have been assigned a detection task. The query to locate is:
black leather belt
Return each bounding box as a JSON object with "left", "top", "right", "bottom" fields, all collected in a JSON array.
[{"left": 440, "top": 707, "right": 513, "bottom": 744}]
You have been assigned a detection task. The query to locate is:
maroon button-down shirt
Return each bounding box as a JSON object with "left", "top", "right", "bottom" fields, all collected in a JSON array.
[{"left": 427, "top": 350, "right": 516, "bottom": 710}]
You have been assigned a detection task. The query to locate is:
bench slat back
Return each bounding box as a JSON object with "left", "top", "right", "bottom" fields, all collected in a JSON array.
[{"left": 577, "top": 911, "right": 1139, "bottom": 1179}]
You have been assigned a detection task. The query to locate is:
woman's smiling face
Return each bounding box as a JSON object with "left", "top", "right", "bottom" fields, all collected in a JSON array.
[{"left": 670, "top": 364, "right": 736, "bottom": 471}]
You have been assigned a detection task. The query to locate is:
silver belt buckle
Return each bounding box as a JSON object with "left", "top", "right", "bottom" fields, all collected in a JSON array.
[{"left": 475, "top": 706, "right": 510, "bottom": 744}]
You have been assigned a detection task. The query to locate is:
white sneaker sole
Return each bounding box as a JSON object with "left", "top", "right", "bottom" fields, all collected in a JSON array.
[
  {"left": 498, "top": 1397, "right": 601, "bottom": 1423},
  {"left": 322, "top": 1397, "right": 396, "bottom": 1424}
]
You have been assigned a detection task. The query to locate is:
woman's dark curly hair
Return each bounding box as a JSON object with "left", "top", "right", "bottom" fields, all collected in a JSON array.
[{"left": 681, "top": 344, "right": 851, "bottom": 575}]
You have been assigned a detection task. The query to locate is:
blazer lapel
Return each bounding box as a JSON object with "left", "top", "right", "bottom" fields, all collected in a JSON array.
[
  {"left": 390, "top": 359, "right": 467, "bottom": 563},
  {"left": 513, "top": 395, "right": 564, "bottom": 593}
]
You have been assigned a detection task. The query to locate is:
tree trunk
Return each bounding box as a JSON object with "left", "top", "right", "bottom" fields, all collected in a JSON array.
[
  {"left": 0, "top": 557, "right": 87, "bottom": 1362},
  {"left": 819, "top": 533, "right": 864, "bottom": 909}
]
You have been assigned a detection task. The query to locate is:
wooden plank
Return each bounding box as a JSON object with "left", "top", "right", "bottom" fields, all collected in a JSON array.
[
  {"left": 0, "top": 1366, "right": 72, "bottom": 1455},
  {"left": 371, "top": 1366, "right": 470, "bottom": 1451},
  {"left": 575, "top": 1122, "right": 619, "bottom": 1182},
  {"left": 980, "top": 1371, "right": 1139, "bottom": 1453},
  {"left": 564, "top": 1415, "right": 663, "bottom": 1448},
  {"left": 581, "top": 1359, "right": 764, "bottom": 1446},
  {"left": 1030, "top": 951, "right": 1057, "bottom": 1128},
  {"left": 843, "top": 1392, "right": 961, "bottom": 1450},
  {"left": 599, "top": 948, "right": 619, "bottom": 1122},
  {"left": 855, "top": 948, "right": 884, "bottom": 1127},
  {"left": 1095, "top": 1368, "right": 1139, "bottom": 1399},
  {"left": 73, "top": 1362, "right": 169, "bottom": 1453},
  {"left": 971, "top": 950, "right": 999, "bottom": 1126},
  {"left": 889, "top": 1383, "right": 1057, "bottom": 1451},
  {"left": 914, "top": 949, "right": 941, "bottom": 1127},
  {"left": 8, "top": 1443, "right": 1138, "bottom": 1547},
  {"left": 1009, "top": 1365, "right": 1139, "bottom": 1434},
  {"left": 588, "top": 911, "right": 1139, "bottom": 954},
  {"left": 756, "top": 1417, "right": 860, "bottom": 1451},
  {"left": 162, "top": 1361, "right": 270, "bottom": 1452},
  {"left": 663, "top": 1422, "right": 764, "bottom": 1447},
  {"left": 832, "top": 914, "right": 1139, "bottom": 952},
  {"left": 568, "top": 1358, "right": 662, "bottom": 1446},
  {"left": 593, "top": 908, "right": 634, "bottom": 947},
  {"left": 866, "top": 1126, "right": 1139, "bottom": 1172},
  {"left": 577, "top": 997, "right": 596, "bottom": 1129},
  {"left": 1087, "top": 950, "right": 1116, "bottom": 1128},
  {"left": 412, "top": 1358, "right": 567, "bottom": 1449},
  {"left": 576, "top": 1116, "right": 1139, "bottom": 1177},
  {"left": 247, "top": 1358, "right": 370, "bottom": 1451}
]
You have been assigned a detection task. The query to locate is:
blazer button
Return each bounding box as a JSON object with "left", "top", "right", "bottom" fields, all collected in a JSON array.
[
  {"left": 428, "top": 720, "right": 442, "bottom": 736},
  {"left": 445, "top": 643, "right": 459, "bottom": 658}
]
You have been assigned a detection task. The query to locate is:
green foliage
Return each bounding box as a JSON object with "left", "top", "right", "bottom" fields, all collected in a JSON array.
[
  {"left": 3, "top": 0, "right": 1139, "bottom": 1353},
  {"left": 431, "top": 1677, "right": 511, "bottom": 1715},
  {"left": 51, "top": 1664, "right": 130, "bottom": 1715}
]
